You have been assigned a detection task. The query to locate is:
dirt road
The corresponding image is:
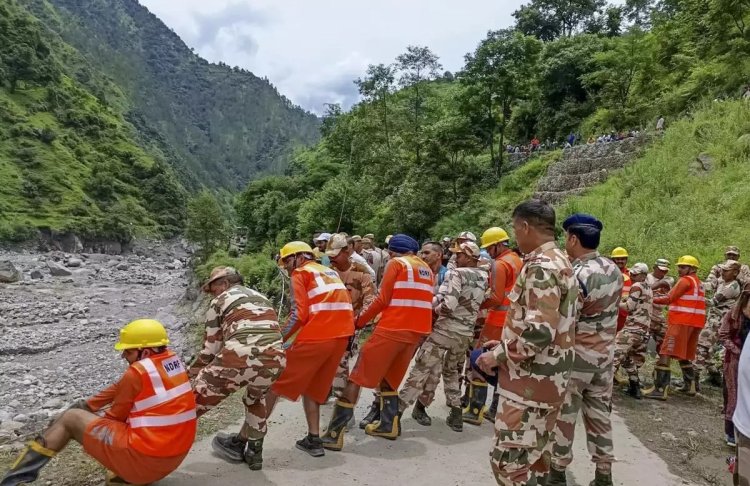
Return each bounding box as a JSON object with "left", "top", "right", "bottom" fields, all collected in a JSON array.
[{"left": 158, "top": 386, "right": 698, "bottom": 486}]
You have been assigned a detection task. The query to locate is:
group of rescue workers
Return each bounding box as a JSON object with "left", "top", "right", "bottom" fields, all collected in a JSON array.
[{"left": 2, "top": 198, "right": 749, "bottom": 486}]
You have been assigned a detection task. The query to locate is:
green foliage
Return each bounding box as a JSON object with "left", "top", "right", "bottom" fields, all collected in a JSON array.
[
  {"left": 0, "top": 0, "right": 187, "bottom": 242},
  {"left": 558, "top": 100, "right": 750, "bottom": 278},
  {"left": 186, "top": 191, "right": 228, "bottom": 256},
  {"left": 31, "top": 0, "right": 320, "bottom": 191}
]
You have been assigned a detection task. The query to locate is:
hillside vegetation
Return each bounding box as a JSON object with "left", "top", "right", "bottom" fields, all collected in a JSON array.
[
  {"left": 25, "top": 0, "right": 321, "bottom": 190},
  {"left": 0, "top": 0, "right": 185, "bottom": 241}
]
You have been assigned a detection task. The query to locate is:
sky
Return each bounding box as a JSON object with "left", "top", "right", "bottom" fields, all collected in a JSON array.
[{"left": 139, "top": 0, "right": 525, "bottom": 114}]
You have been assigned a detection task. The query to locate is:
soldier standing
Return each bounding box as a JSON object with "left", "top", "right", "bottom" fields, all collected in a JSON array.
[
  {"left": 646, "top": 259, "right": 674, "bottom": 352},
  {"left": 696, "top": 260, "right": 742, "bottom": 387},
  {"left": 326, "top": 234, "right": 376, "bottom": 398},
  {"left": 397, "top": 241, "right": 487, "bottom": 432},
  {"left": 190, "top": 267, "right": 286, "bottom": 470},
  {"left": 475, "top": 200, "right": 579, "bottom": 486},
  {"left": 613, "top": 263, "right": 653, "bottom": 399},
  {"left": 707, "top": 246, "right": 750, "bottom": 290},
  {"left": 548, "top": 214, "right": 622, "bottom": 486}
]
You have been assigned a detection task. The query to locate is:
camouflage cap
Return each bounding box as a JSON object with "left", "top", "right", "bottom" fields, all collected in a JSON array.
[
  {"left": 362, "top": 237, "right": 373, "bottom": 245},
  {"left": 726, "top": 246, "right": 740, "bottom": 256},
  {"left": 457, "top": 231, "right": 477, "bottom": 242},
  {"left": 201, "top": 266, "right": 240, "bottom": 291},
  {"left": 655, "top": 258, "right": 670, "bottom": 271},
  {"left": 352, "top": 235, "right": 363, "bottom": 242},
  {"left": 630, "top": 262, "right": 649, "bottom": 275},
  {"left": 325, "top": 233, "right": 349, "bottom": 257},
  {"left": 720, "top": 260, "right": 741, "bottom": 272},
  {"left": 451, "top": 241, "right": 481, "bottom": 259},
  {"left": 364, "top": 233, "right": 375, "bottom": 240}
]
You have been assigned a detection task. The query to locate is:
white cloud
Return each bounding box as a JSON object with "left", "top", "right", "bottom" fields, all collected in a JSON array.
[{"left": 139, "top": 0, "right": 524, "bottom": 114}]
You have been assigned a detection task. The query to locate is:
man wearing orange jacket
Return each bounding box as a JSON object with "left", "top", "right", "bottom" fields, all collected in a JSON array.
[
  {"left": 463, "top": 227, "right": 523, "bottom": 425},
  {"left": 320, "top": 234, "right": 434, "bottom": 451},
  {"left": 611, "top": 247, "right": 631, "bottom": 332},
  {"left": 644, "top": 255, "right": 706, "bottom": 400},
  {"left": 1, "top": 319, "right": 197, "bottom": 486},
  {"left": 265, "top": 241, "right": 354, "bottom": 458}
]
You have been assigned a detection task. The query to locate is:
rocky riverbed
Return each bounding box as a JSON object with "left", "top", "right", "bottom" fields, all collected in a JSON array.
[{"left": 0, "top": 241, "right": 200, "bottom": 445}]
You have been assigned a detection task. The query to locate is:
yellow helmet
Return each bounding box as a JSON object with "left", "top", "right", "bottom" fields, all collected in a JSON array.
[
  {"left": 279, "top": 241, "right": 314, "bottom": 260},
  {"left": 115, "top": 319, "right": 169, "bottom": 351},
  {"left": 677, "top": 255, "right": 700, "bottom": 268},
  {"left": 480, "top": 227, "right": 510, "bottom": 249},
  {"left": 610, "top": 247, "right": 629, "bottom": 258}
]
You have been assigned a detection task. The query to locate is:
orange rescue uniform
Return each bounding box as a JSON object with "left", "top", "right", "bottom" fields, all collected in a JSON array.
[
  {"left": 477, "top": 249, "right": 522, "bottom": 345},
  {"left": 272, "top": 261, "right": 354, "bottom": 404},
  {"left": 84, "top": 350, "right": 197, "bottom": 485},
  {"left": 350, "top": 255, "right": 434, "bottom": 390},
  {"left": 653, "top": 274, "right": 706, "bottom": 361}
]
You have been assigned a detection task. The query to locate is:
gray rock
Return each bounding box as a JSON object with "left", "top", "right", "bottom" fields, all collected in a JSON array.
[
  {"left": 12, "top": 414, "right": 29, "bottom": 423},
  {"left": 30, "top": 269, "right": 43, "bottom": 280},
  {"left": 0, "top": 420, "right": 24, "bottom": 433},
  {"left": 42, "top": 398, "right": 63, "bottom": 409},
  {"left": 65, "top": 258, "right": 83, "bottom": 268},
  {"left": 47, "top": 261, "right": 72, "bottom": 277},
  {"left": 116, "top": 262, "right": 130, "bottom": 271},
  {"left": 0, "top": 261, "right": 22, "bottom": 283},
  {"left": 165, "top": 259, "right": 183, "bottom": 270}
]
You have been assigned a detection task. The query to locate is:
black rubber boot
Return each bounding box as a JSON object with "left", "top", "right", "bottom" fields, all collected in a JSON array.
[
  {"left": 589, "top": 469, "right": 613, "bottom": 486},
  {"left": 643, "top": 366, "right": 670, "bottom": 401},
  {"left": 365, "top": 391, "right": 400, "bottom": 440},
  {"left": 359, "top": 396, "right": 380, "bottom": 429},
  {"left": 708, "top": 369, "right": 723, "bottom": 388},
  {"left": 546, "top": 467, "right": 567, "bottom": 486},
  {"left": 627, "top": 378, "right": 642, "bottom": 399},
  {"left": 321, "top": 400, "right": 355, "bottom": 451},
  {"left": 244, "top": 439, "right": 263, "bottom": 470},
  {"left": 678, "top": 365, "right": 697, "bottom": 396},
  {"left": 295, "top": 434, "right": 325, "bottom": 457},
  {"left": 446, "top": 406, "right": 463, "bottom": 432},
  {"left": 483, "top": 389, "right": 499, "bottom": 421},
  {"left": 411, "top": 400, "right": 432, "bottom": 426},
  {"left": 212, "top": 433, "right": 246, "bottom": 463},
  {"left": 1, "top": 440, "right": 56, "bottom": 486},
  {"left": 463, "top": 381, "right": 488, "bottom": 426}
]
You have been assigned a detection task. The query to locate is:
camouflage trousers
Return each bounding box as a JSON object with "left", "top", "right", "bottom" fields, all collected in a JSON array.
[
  {"left": 695, "top": 316, "right": 721, "bottom": 373},
  {"left": 193, "top": 337, "right": 286, "bottom": 439},
  {"left": 490, "top": 397, "right": 559, "bottom": 486},
  {"left": 613, "top": 328, "right": 648, "bottom": 379},
  {"left": 332, "top": 348, "right": 354, "bottom": 398},
  {"left": 650, "top": 318, "right": 666, "bottom": 352},
  {"left": 551, "top": 369, "right": 615, "bottom": 473},
  {"left": 398, "top": 332, "right": 473, "bottom": 411}
]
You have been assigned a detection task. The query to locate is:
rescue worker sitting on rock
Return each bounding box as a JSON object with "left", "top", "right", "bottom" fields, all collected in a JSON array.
[{"left": 0, "top": 319, "right": 197, "bottom": 486}]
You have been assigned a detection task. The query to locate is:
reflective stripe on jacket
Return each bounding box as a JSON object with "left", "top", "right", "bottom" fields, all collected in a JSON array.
[
  {"left": 128, "top": 351, "right": 197, "bottom": 457},
  {"left": 668, "top": 274, "right": 706, "bottom": 328},
  {"left": 378, "top": 256, "right": 434, "bottom": 334}
]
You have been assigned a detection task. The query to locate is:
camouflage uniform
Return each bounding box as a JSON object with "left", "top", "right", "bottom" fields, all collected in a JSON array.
[
  {"left": 707, "top": 262, "right": 750, "bottom": 291},
  {"left": 331, "top": 262, "right": 376, "bottom": 397},
  {"left": 695, "top": 279, "right": 741, "bottom": 374},
  {"left": 551, "top": 252, "right": 623, "bottom": 476},
  {"left": 646, "top": 273, "right": 674, "bottom": 351},
  {"left": 189, "top": 285, "right": 286, "bottom": 439},
  {"left": 398, "top": 266, "right": 487, "bottom": 410},
  {"left": 613, "top": 281, "right": 653, "bottom": 379},
  {"left": 490, "top": 242, "right": 579, "bottom": 486}
]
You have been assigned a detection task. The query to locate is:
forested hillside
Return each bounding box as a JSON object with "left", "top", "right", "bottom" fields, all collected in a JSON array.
[
  {"left": 0, "top": 0, "right": 186, "bottom": 241},
  {"left": 22, "top": 0, "right": 321, "bottom": 191},
  {"left": 230, "top": 0, "right": 750, "bottom": 252}
]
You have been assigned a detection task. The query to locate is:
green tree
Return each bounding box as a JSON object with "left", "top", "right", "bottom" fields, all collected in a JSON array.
[
  {"left": 513, "top": 0, "right": 606, "bottom": 39},
  {"left": 186, "top": 190, "right": 228, "bottom": 256},
  {"left": 355, "top": 63, "right": 395, "bottom": 152}
]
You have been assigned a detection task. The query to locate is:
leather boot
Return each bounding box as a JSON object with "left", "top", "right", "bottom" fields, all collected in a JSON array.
[
  {"left": 446, "top": 406, "right": 463, "bottom": 432},
  {"left": 643, "top": 366, "right": 670, "bottom": 401},
  {"left": 359, "top": 396, "right": 380, "bottom": 429},
  {"left": 483, "top": 390, "right": 499, "bottom": 421},
  {"left": 244, "top": 439, "right": 264, "bottom": 470},
  {"left": 462, "top": 381, "right": 488, "bottom": 426},
  {"left": 546, "top": 467, "right": 567, "bottom": 486},
  {"left": 627, "top": 377, "right": 642, "bottom": 399},
  {"left": 411, "top": 400, "right": 432, "bottom": 426},
  {"left": 589, "top": 469, "right": 613, "bottom": 486},
  {"left": 678, "top": 365, "right": 697, "bottom": 396},
  {"left": 321, "top": 400, "right": 355, "bottom": 451},
  {"left": 1, "top": 439, "right": 56, "bottom": 486},
  {"left": 365, "top": 391, "right": 400, "bottom": 440}
]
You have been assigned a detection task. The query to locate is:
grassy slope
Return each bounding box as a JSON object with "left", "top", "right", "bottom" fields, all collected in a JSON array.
[{"left": 558, "top": 100, "right": 750, "bottom": 275}]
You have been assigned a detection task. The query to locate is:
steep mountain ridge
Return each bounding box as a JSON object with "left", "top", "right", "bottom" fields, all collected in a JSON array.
[{"left": 23, "top": 0, "right": 321, "bottom": 190}]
